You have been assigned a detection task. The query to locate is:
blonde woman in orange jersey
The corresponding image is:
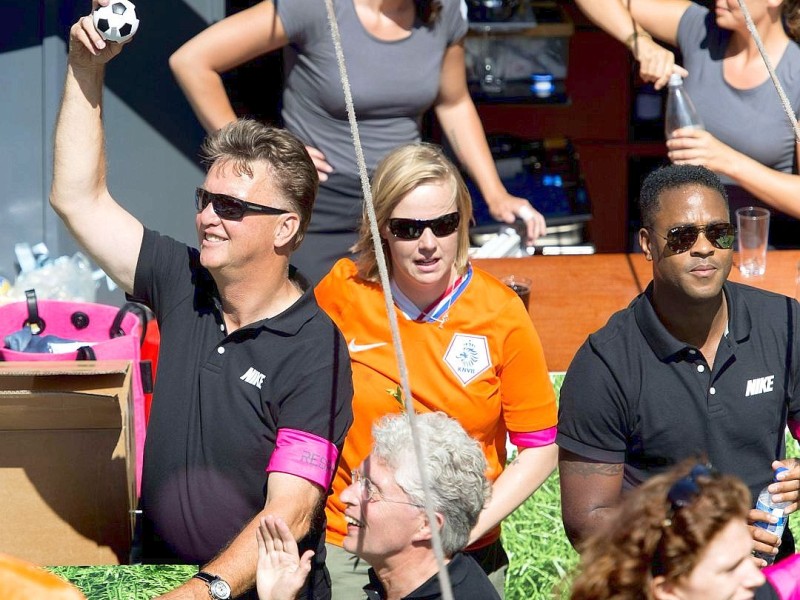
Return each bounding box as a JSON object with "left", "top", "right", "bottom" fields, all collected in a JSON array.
[{"left": 315, "top": 142, "right": 558, "bottom": 599}]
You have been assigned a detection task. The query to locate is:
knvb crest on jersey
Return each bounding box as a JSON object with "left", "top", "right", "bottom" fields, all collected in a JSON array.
[{"left": 444, "top": 334, "right": 490, "bottom": 385}]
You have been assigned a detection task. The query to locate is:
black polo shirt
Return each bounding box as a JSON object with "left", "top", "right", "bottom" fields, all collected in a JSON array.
[
  {"left": 363, "top": 553, "right": 500, "bottom": 600},
  {"left": 557, "top": 281, "right": 800, "bottom": 505},
  {"left": 133, "top": 229, "right": 353, "bottom": 577}
]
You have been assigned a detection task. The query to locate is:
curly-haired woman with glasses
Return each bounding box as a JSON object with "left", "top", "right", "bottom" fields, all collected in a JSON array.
[
  {"left": 314, "top": 142, "right": 558, "bottom": 598},
  {"left": 570, "top": 461, "right": 800, "bottom": 600}
]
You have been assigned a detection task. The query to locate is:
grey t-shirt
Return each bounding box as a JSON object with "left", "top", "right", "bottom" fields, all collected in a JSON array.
[
  {"left": 678, "top": 4, "right": 800, "bottom": 184},
  {"left": 276, "top": 0, "right": 467, "bottom": 228}
]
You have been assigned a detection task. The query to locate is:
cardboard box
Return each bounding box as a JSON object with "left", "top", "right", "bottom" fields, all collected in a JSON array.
[{"left": 0, "top": 361, "right": 136, "bottom": 566}]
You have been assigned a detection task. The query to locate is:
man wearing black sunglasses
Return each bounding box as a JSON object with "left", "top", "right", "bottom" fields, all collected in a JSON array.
[
  {"left": 50, "top": 9, "right": 353, "bottom": 599},
  {"left": 557, "top": 164, "right": 800, "bottom": 565}
]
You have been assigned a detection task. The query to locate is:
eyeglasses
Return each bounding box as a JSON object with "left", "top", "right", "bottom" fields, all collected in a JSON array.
[
  {"left": 667, "top": 463, "right": 713, "bottom": 511},
  {"left": 350, "top": 469, "right": 424, "bottom": 508},
  {"left": 648, "top": 223, "right": 735, "bottom": 254},
  {"left": 195, "top": 188, "right": 289, "bottom": 221},
  {"left": 388, "top": 212, "right": 460, "bottom": 240}
]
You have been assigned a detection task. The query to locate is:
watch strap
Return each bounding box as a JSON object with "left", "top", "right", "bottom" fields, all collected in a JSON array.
[
  {"left": 193, "top": 571, "right": 216, "bottom": 585},
  {"left": 193, "top": 571, "right": 230, "bottom": 599}
]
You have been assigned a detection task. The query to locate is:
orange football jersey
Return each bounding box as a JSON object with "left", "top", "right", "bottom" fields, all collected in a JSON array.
[{"left": 316, "top": 259, "right": 557, "bottom": 548}]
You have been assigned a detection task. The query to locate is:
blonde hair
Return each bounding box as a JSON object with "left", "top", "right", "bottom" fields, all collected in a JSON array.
[{"left": 353, "top": 143, "right": 472, "bottom": 282}]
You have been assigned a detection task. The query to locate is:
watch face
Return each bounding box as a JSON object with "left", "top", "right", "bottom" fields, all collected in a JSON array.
[{"left": 210, "top": 579, "right": 231, "bottom": 600}]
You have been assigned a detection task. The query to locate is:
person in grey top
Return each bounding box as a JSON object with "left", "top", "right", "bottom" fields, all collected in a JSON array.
[
  {"left": 170, "top": 0, "right": 547, "bottom": 283},
  {"left": 575, "top": 0, "right": 800, "bottom": 236}
]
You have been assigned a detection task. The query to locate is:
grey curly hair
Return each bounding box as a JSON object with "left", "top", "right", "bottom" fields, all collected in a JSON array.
[{"left": 370, "top": 412, "right": 490, "bottom": 557}]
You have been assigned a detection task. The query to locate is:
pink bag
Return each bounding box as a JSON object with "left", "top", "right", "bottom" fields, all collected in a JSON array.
[{"left": 0, "top": 290, "right": 152, "bottom": 495}]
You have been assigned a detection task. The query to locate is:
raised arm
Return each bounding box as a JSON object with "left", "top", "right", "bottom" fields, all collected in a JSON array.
[
  {"left": 573, "top": 0, "right": 690, "bottom": 89},
  {"left": 159, "top": 473, "right": 324, "bottom": 599},
  {"left": 50, "top": 2, "right": 144, "bottom": 295},
  {"left": 559, "top": 449, "right": 624, "bottom": 549},
  {"left": 169, "top": 0, "right": 289, "bottom": 133},
  {"left": 433, "top": 41, "right": 546, "bottom": 244}
]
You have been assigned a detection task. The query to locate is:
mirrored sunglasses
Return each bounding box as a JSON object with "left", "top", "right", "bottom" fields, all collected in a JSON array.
[
  {"left": 388, "top": 212, "right": 461, "bottom": 240},
  {"left": 195, "top": 187, "right": 289, "bottom": 221},
  {"left": 649, "top": 223, "right": 735, "bottom": 254}
]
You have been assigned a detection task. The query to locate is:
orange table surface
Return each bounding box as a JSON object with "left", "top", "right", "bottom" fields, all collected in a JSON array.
[{"left": 475, "top": 250, "right": 800, "bottom": 372}]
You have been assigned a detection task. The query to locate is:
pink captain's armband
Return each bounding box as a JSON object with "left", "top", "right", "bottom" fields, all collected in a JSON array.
[
  {"left": 789, "top": 418, "right": 800, "bottom": 441},
  {"left": 267, "top": 428, "right": 339, "bottom": 489},
  {"left": 509, "top": 427, "right": 557, "bottom": 449},
  {"left": 763, "top": 554, "right": 800, "bottom": 600}
]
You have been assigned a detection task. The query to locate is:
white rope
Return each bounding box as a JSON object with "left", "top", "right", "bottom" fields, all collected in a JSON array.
[
  {"left": 735, "top": 0, "right": 800, "bottom": 142},
  {"left": 321, "top": 1, "right": 455, "bottom": 598}
]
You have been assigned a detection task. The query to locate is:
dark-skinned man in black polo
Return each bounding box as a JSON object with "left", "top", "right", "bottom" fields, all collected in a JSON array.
[{"left": 557, "top": 164, "right": 800, "bottom": 565}]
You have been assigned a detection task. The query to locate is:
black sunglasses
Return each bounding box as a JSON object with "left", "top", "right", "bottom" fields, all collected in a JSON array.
[
  {"left": 195, "top": 188, "right": 289, "bottom": 221},
  {"left": 648, "top": 223, "right": 735, "bottom": 254},
  {"left": 667, "top": 463, "right": 713, "bottom": 511},
  {"left": 388, "top": 212, "right": 461, "bottom": 240}
]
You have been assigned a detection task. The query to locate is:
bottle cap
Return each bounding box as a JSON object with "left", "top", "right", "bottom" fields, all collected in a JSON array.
[
  {"left": 774, "top": 466, "right": 789, "bottom": 480},
  {"left": 668, "top": 73, "right": 684, "bottom": 86},
  {"left": 530, "top": 73, "right": 555, "bottom": 97}
]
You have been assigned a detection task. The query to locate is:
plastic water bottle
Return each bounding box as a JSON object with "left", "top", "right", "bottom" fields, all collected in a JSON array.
[
  {"left": 664, "top": 73, "right": 704, "bottom": 139},
  {"left": 754, "top": 467, "right": 790, "bottom": 565}
]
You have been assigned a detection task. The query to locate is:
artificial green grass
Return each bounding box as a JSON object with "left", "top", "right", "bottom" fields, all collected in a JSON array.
[{"left": 46, "top": 564, "right": 197, "bottom": 599}]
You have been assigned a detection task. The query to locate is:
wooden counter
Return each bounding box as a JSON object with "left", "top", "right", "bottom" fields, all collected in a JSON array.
[{"left": 475, "top": 250, "right": 800, "bottom": 372}]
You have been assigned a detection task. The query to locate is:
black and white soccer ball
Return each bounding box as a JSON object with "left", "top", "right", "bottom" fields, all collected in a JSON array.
[{"left": 92, "top": 0, "right": 139, "bottom": 44}]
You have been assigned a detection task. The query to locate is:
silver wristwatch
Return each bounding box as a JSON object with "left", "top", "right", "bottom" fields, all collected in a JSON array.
[{"left": 193, "top": 571, "right": 232, "bottom": 600}]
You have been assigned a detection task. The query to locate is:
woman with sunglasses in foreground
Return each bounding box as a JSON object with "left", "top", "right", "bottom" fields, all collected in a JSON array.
[
  {"left": 570, "top": 462, "right": 800, "bottom": 600},
  {"left": 314, "top": 143, "right": 558, "bottom": 598}
]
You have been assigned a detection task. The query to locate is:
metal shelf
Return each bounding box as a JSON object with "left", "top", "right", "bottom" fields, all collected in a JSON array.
[{"left": 467, "top": 1, "right": 574, "bottom": 38}]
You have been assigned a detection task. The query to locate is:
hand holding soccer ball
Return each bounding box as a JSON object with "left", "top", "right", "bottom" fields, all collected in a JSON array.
[
  {"left": 68, "top": 1, "right": 139, "bottom": 67},
  {"left": 92, "top": 0, "right": 139, "bottom": 44}
]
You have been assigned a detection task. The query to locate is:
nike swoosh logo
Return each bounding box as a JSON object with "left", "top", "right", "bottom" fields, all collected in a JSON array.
[{"left": 348, "top": 339, "right": 388, "bottom": 353}]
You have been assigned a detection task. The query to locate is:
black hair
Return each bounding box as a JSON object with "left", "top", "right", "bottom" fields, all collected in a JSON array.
[
  {"left": 639, "top": 164, "right": 728, "bottom": 227},
  {"left": 416, "top": 0, "right": 442, "bottom": 24}
]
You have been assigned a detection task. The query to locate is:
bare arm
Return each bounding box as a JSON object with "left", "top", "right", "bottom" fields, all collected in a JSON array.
[
  {"left": 558, "top": 448, "right": 624, "bottom": 550},
  {"left": 468, "top": 444, "right": 557, "bottom": 545},
  {"left": 669, "top": 132, "right": 800, "bottom": 218},
  {"left": 50, "top": 3, "right": 144, "bottom": 295},
  {"left": 159, "top": 473, "right": 324, "bottom": 599},
  {"left": 169, "top": 0, "right": 289, "bottom": 133},
  {"left": 433, "top": 42, "right": 546, "bottom": 244},
  {"left": 573, "top": 0, "right": 690, "bottom": 88}
]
